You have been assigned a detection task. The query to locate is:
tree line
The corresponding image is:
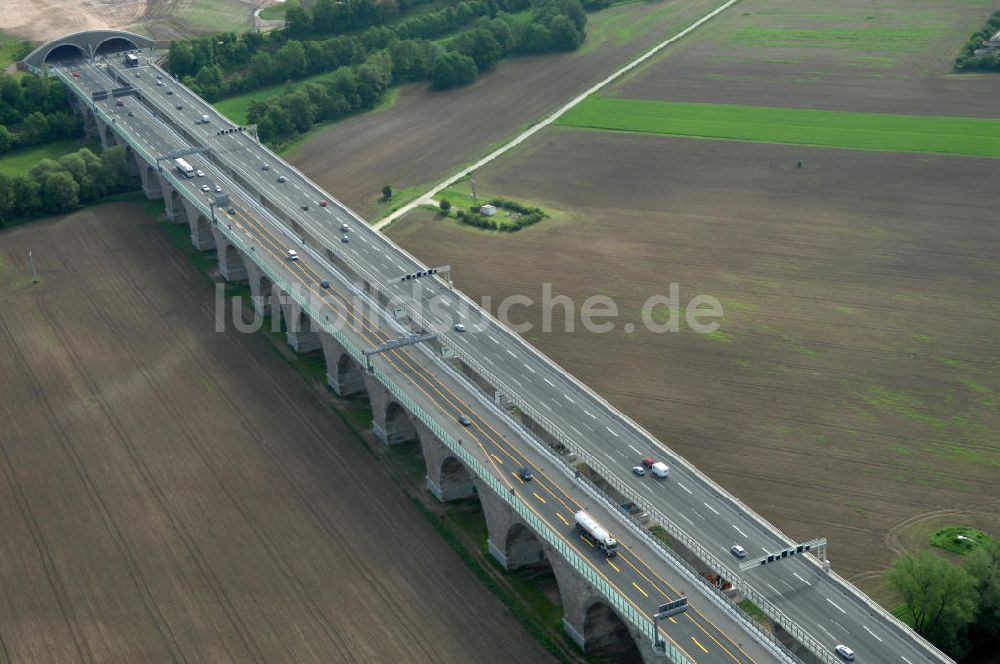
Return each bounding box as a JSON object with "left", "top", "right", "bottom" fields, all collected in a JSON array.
[
  {"left": 0, "top": 146, "right": 135, "bottom": 224},
  {"left": 0, "top": 72, "right": 83, "bottom": 156},
  {"left": 954, "top": 11, "right": 1000, "bottom": 72},
  {"left": 231, "top": 0, "right": 586, "bottom": 145},
  {"left": 886, "top": 540, "right": 1000, "bottom": 659}
]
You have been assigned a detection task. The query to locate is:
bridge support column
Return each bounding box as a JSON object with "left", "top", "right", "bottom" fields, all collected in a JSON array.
[
  {"left": 415, "top": 421, "right": 476, "bottom": 502},
  {"left": 137, "top": 165, "right": 163, "bottom": 200},
  {"left": 244, "top": 260, "right": 274, "bottom": 317},
  {"left": 94, "top": 116, "right": 119, "bottom": 149},
  {"left": 79, "top": 105, "right": 99, "bottom": 139},
  {"left": 364, "top": 375, "right": 418, "bottom": 445},
  {"left": 210, "top": 225, "right": 248, "bottom": 283},
  {"left": 162, "top": 182, "right": 188, "bottom": 224},
  {"left": 319, "top": 332, "right": 365, "bottom": 396},
  {"left": 189, "top": 212, "right": 217, "bottom": 252},
  {"left": 275, "top": 290, "right": 321, "bottom": 353},
  {"left": 479, "top": 485, "right": 544, "bottom": 568}
]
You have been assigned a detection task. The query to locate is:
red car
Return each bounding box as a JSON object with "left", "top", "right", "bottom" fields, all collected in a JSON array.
[
  {"left": 641, "top": 456, "right": 655, "bottom": 469},
  {"left": 72, "top": 71, "right": 80, "bottom": 77},
  {"left": 318, "top": 199, "right": 328, "bottom": 207}
]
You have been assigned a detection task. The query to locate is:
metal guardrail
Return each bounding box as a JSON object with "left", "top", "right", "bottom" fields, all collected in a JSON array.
[{"left": 60, "top": 65, "right": 951, "bottom": 664}]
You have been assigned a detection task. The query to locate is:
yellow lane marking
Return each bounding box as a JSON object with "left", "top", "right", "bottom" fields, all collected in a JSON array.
[
  {"left": 692, "top": 637, "right": 708, "bottom": 654},
  {"left": 632, "top": 582, "right": 648, "bottom": 598},
  {"left": 669, "top": 617, "right": 677, "bottom": 624},
  {"left": 511, "top": 471, "right": 524, "bottom": 483},
  {"left": 532, "top": 492, "right": 546, "bottom": 504},
  {"left": 492, "top": 454, "right": 503, "bottom": 465},
  {"left": 607, "top": 560, "right": 621, "bottom": 573},
  {"left": 227, "top": 202, "right": 745, "bottom": 664},
  {"left": 556, "top": 512, "right": 568, "bottom": 526}
]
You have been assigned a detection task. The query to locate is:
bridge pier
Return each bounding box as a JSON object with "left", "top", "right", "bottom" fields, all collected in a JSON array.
[
  {"left": 190, "top": 213, "right": 216, "bottom": 252},
  {"left": 416, "top": 421, "right": 477, "bottom": 501},
  {"left": 210, "top": 225, "right": 248, "bottom": 283},
  {"left": 244, "top": 260, "right": 274, "bottom": 317},
  {"left": 364, "top": 375, "right": 418, "bottom": 445},
  {"left": 275, "top": 289, "right": 321, "bottom": 353},
  {"left": 94, "top": 115, "right": 119, "bottom": 149},
  {"left": 318, "top": 332, "right": 365, "bottom": 396}
]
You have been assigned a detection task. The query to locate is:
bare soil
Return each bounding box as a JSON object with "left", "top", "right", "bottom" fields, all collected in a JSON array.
[
  {"left": 611, "top": 0, "right": 1000, "bottom": 117},
  {"left": 2, "top": 0, "right": 264, "bottom": 43},
  {"left": 387, "top": 129, "right": 1000, "bottom": 601},
  {"left": 288, "top": 0, "right": 729, "bottom": 219},
  {"left": 0, "top": 202, "right": 556, "bottom": 664}
]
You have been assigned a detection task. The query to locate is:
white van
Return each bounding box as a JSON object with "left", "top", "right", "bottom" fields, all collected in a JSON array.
[{"left": 651, "top": 462, "right": 669, "bottom": 478}]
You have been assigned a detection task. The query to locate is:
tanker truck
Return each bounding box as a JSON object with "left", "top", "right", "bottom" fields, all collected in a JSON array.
[{"left": 574, "top": 511, "right": 619, "bottom": 557}]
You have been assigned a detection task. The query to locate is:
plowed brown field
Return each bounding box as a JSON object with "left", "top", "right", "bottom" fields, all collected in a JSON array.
[
  {"left": 0, "top": 202, "right": 555, "bottom": 664},
  {"left": 387, "top": 129, "right": 1000, "bottom": 601}
]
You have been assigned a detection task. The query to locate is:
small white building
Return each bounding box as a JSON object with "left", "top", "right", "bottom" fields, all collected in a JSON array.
[{"left": 480, "top": 204, "right": 497, "bottom": 217}]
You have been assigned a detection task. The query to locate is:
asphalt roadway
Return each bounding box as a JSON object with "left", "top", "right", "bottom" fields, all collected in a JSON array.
[{"left": 60, "top": 54, "right": 950, "bottom": 664}]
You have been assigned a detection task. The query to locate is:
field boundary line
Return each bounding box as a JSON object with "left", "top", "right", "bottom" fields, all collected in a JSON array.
[{"left": 373, "top": 0, "right": 742, "bottom": 229}]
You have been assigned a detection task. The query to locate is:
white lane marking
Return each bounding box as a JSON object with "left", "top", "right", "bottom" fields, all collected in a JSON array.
[
  {"left": 628, "top": 444, "right": 641, "bottom": 454},
  {"left": 761, "top": 546, "right": 770, "bottom": 553},
  {"left": 564, "top": 394, "right": 575, "bottom": 403},
  {"left": 605, "top": 453, "right": 615, "bottom": 461},
  {"left": 570, "top": 425, "right": 585, "bottom": 437},
  {"left": 524, "top": 364, "right": 535, "bottom": 373},
  {"left": 606, "top": 427, "right": 619, "bottom": 437},
  {"left": 543, "top": 377, "right": 555, "bottom": 387},
  {"left": 703, "top": 502, "right": 720, "bottom": 515},
  {"left": 676, "top": 482, "right": 693, "bottom": 495},
  {"left": 816, "top": 623, "right": 835, "bottom": 640},
  {"left": 779, "top": 578, "right": 795, "bottom": 591},
  {"left": 732, "top": 524, "right": 748, "bottom": 538},
  {"left": 900, "top": 657, "right": 914, "bottom": 664},
  {"left": 506, "top": 349, "right": 517, "bottom": 358},
  {"left": 792, "top": 572, "right": 809, "bottom": 585},
  {"left": 831, "top": 619, "right": 848, "bottom": 633},
  {"left": 542, "top": 402, "right": 553, "bottom": 411},
  {"left": 766, "top": 582, "right": 780, "bottom": 594},
  {"left": 826, "top": 598, "right": 847, "bottom": 614},
  {"left": 641, "top": 483, "right": 653, "bottom": 494},
  {"left": 584, "top": 410, "right": 596, "bottom": 419},
  {"left": 693, "top": 510, "right": 706, "bottom": 520},
  {"left": 509, "top": 377, "right": 522, "bottom": 386},
  {"left": 862, "top": 625, "right": 883, "bottom": 642},
  {"left": 488, "top": 335, "right": 499, "bottom": 344},
  {"left": 678, "top": 513, "right": 694, "bottom": 525}
]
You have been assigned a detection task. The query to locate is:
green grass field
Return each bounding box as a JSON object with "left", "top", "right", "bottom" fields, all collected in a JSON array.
[
  {"left": 556, "top": 97, "right": 1000, "bottom": 158},
  {"left": 0, "top": 31, "right": 32, "bottom": 70},
  {"left": 0, "top": 138, "right": 102, "bottom": 177},
  {"left": 259, "top": 0, "right": 299, "bottom": 20},
  {"left": 929, "top": 526, "right": 992, "bottom": 555}
]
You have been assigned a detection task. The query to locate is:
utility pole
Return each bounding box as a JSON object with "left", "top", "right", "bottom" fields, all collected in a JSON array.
[
  {"left": 470, "top": 177, "right": 477, "bottom": 205},
  {"left": 28, "top": 251, "right": 38, "bottom": 283}
]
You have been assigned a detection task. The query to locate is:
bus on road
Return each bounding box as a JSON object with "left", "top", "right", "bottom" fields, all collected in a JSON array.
[{"left": 174, "top": 158, "right": 195, "bottom": 178}]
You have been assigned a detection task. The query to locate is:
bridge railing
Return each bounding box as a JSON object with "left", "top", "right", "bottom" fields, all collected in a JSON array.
[{"left": 60, "top": 65, "right": 949, "bottom": 664}]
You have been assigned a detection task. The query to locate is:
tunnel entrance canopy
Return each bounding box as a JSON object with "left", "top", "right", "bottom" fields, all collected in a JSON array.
[{"left": 23, "top": 30, "right": 155, "bottom": 73}]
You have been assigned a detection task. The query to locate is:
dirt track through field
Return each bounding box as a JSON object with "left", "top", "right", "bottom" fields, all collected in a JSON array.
[{"left": 0, "top": 203, "right": 556, "bottom": 664}]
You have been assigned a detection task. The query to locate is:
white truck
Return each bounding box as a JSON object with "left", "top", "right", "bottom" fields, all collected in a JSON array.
[
  {"left": 173, "top": 157, "right": 195, "bottom": 178},
  {"left": 574, "top": 511, "right": 619, "bottom": 557}
]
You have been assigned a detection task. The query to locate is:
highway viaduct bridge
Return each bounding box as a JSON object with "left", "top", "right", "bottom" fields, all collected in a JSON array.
[{"left": 24, "top": 31, "right": 953, "bottom": 664}]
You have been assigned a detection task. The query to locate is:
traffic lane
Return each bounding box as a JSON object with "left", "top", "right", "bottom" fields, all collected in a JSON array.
[{"left": 220, "top": 195, "right": 751, "bottom": 664}]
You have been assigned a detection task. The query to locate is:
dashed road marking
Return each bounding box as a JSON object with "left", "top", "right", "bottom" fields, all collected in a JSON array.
[
  {"left": 556, "top": 512, "right": 568, "bottom": 526},
  {"left": 792, "top": 572, "right": 809, "bottom": 585},
  {"left": 826, "top": 597, "right": 847, "bottom": 614},
  {"left": 732, "top": 524, "right": 748, "bottom": 538},
  {"left": 766, "top": 582, "right": 780, "bottom": 594},
  {"left": 543, "top": 377, "right": 555, "bottom": 387},
  {"left": 691, "top": 637, "right": 708, "bottom": 654},
  {"left": 863, "top": 625, "right": 883, "bottom": 642},
  {"left": 632, "top": 582, "right": 648, "bottom": 598},
  {"left": 628, "top": 444, "right": 641, "bottom": 454},
  {"left": 532, "top": 492, "right": 546, "bottom": 504},
  {"left": 607, "top": 559, "right": 620, "bottom": 573},
  {"left": 506, "top": 349, "right": 517, "bottom": 357},
  {"left": 676, "top": 482, "right": 693, "bottom": 494},
  {"left": 816, "top": 623, "right": 835, "bottom": 640},
  {"left": 606, "top": 427, "right": 619, "bottom": 437},
  {"left": 584, "top": 410, "right": 596, "bottom": 419},
  {"left": 703, "top": 502, "right": 720, "bottom": 515},
  {"left": 524, "top": 364, "right": 535, "bottom": 373},
  {"left": 488, "top": 335, "right": 499, "bottom": 344}
]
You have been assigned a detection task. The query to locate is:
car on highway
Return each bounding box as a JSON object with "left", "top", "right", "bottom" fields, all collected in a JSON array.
[
  {"left": 262, "top": 164, "right": 270, "bottom": 170},
  {"left": 301, "top": 205, "right": 309, "bottom": 210},
  {"left": 641, "top": 456, "right": 655, "bottom": 469},
  {"left": 286, "top": 249, "right": 299, "bottom": 261},
  {"left": 156, "top": 73, "right": 163, "bottom": 80},
  {"left": 155, "top": 80, "right": 163, "bottom": 86},
  {"left": 730, "top": 544, "right": 747, "bottom": 558},
  {"left": 195, "top": 170, "right": 204, "bottom": 177},
  {"left": 72, "top": 71, "right": 80, "bottom": 77},
  {"left": 458, "top": 415, "right": 472, "bottom": 427},
  {"left": 176, "top": 104, "right": 183, "bottom": 110},
  {"left": 200, "top": 184, "right": 210, "bottom": 192},
  {"left": 276, "top": 175, "right": 287, "bottom": 183},
  {"left": 318, "top": 199, "right": 328, "bottom": 207},
  {"left": 166, "top": 89, "right": 173, "bottom": 95},
  {"left": 116, "top": 100, "right": 124, "bottom": 107},
  {"left": 453, "top": 323, "right": 466, "bottom": 332},
  {"left": 127, "top": 111, "right": 134, "bottom": 117},
  {"left": 340, "top": 223, "right": 349, "bottom": 232},
  {"left": 519, "top": 466, "right": 533, "bottom": 482},
  {"left": 320, "top": 280, "right": 330, "bottom": 289},
  {"left": 632, "top": 466, "right": 646, "bottom": 476},
  {"left": 226, "top": 207, "right": 236, "bottom": 215},
  {"left": 835, "top": 645, "right": 855, "bottom": 661},
  {"left": 341, "top": 235, "right": 350, "bottom": 243},
  {"left": 214, "top": 185, "right": 222, "bottom": 193}
]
